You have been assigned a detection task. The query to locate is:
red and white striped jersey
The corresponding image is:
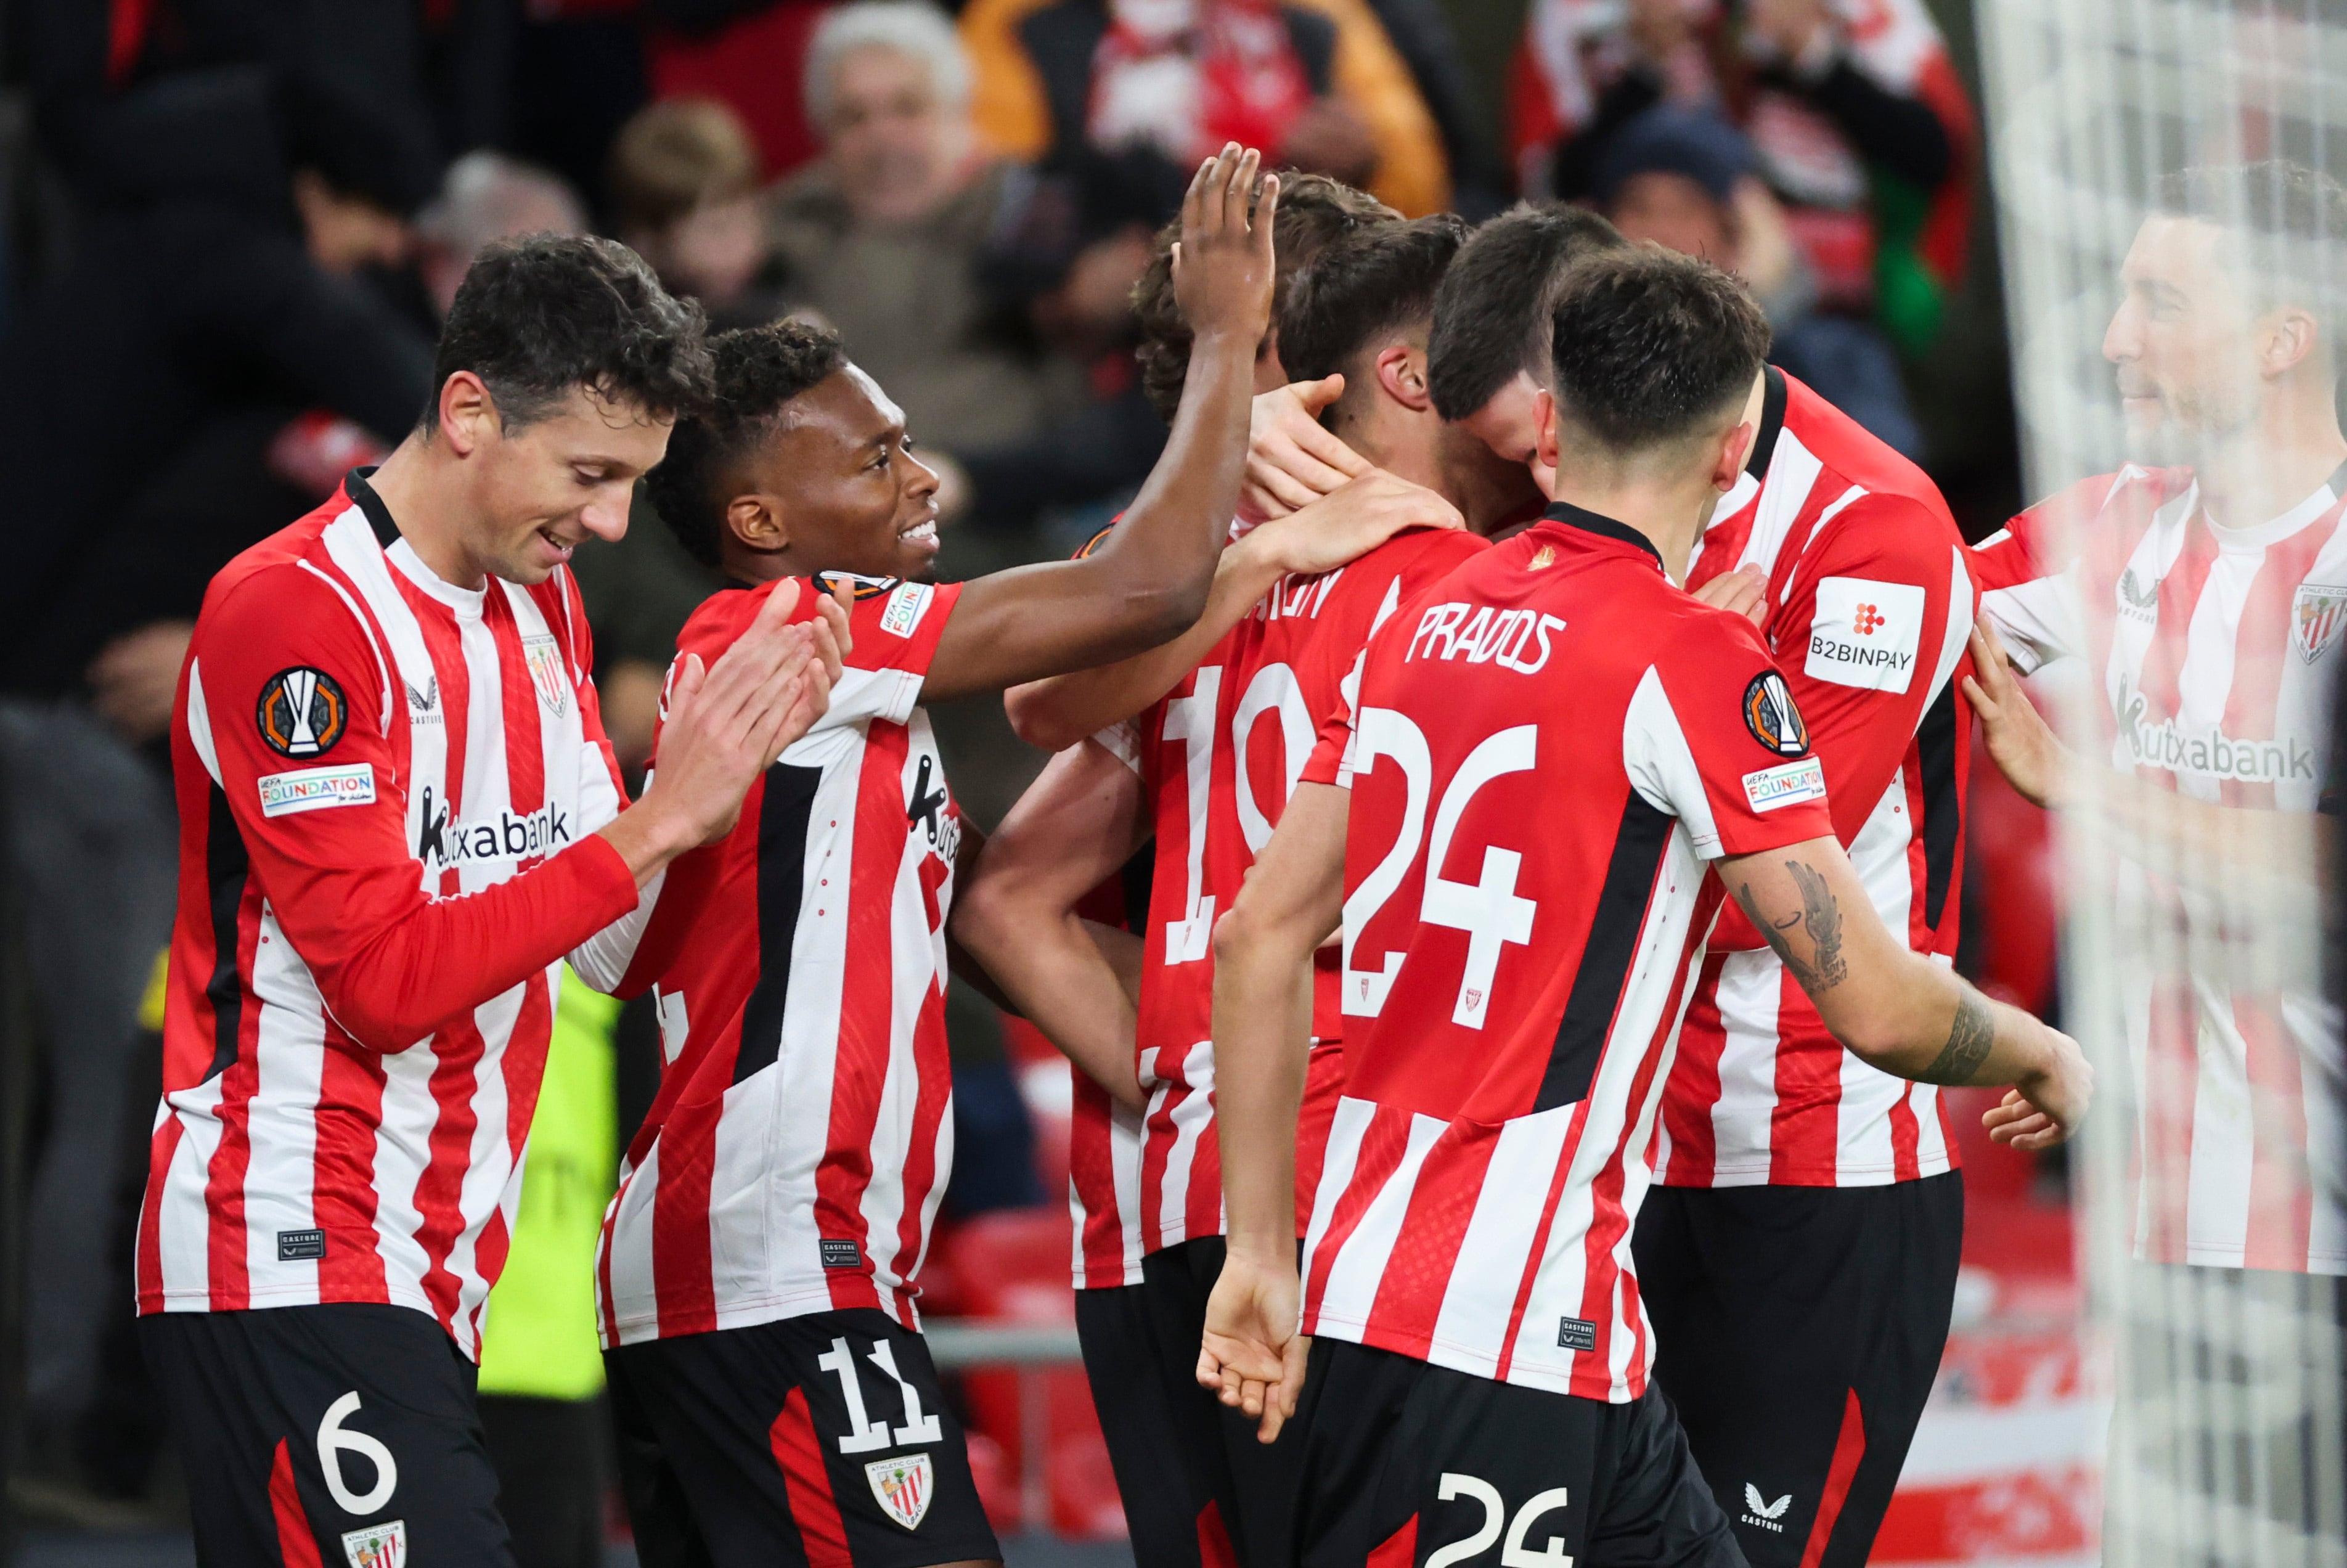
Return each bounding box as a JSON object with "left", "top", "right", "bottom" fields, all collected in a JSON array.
[
  {"left": 140, "top": 472, "right": 650, "bottom": 1359},
  {"left": 1974, "top": 462, "right": 2347, "bottom": 1275},
  {"left": 1302, "top": 507, "right": 1834, "bottom": 1400},
  {"left": 1121, "top": 528, "right": 1492, "bottom": 1258},
  {"left": 597, "top": 572, "right": 969, "bottom": 1343},
  {"left": 1067, "top": 849, "right": 1150, "bottom": 1290},
  {"left": 1657, "top": 369, "right": 1977, "bottom": 1188}
]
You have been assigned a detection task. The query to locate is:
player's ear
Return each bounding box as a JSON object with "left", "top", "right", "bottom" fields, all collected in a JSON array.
[
  {"left": 2261, "top": 306, "right": 2320, "bottom": 379},
  {"left": 1533, "top": 390, "right": 1562, "bottom": 478},
  {"left": 436, "top": 370, "right": 497, "bottom": 457},
  {"left": 1374, "top": 344, "right": 1434, "bottom": 412},
  {"left": 726, "top": 494, "right": 791, "bottom": 554},
  {"left": 1713, "top": 419, "right": 1755, "bottom": 493}
]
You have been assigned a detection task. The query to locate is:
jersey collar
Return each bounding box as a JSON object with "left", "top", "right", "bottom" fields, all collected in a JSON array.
[
  {"left": 344, "top": 466, "right": 402, "bottom": 549},
  {"left": 1745, "top": 366, "right": 1787, "bottom": 481},
  {"left": 1541, "top": 501, "right": 1666, "bottom": 570}
]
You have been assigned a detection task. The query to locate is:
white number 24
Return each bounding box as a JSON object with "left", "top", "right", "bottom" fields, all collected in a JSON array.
[
  {"left": 1426, "top": 1472, "right": 1575, "bottom": 1568},
  {"left": 1342, "top": 713, "right": 1539, "bottom": 1028}
]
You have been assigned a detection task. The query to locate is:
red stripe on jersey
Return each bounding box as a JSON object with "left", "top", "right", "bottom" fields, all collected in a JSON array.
[
  {"left": 1766, "top": 963, "right": 1838, "bottom": 1185},
  {"left": 819, "top": 719, "right": 913, "bottom": 1315},
  {"left": 1358, "top": 1121, "right": 1503, "bottom": 1356},
  {"left": 884, "top": 861, "right": 954, "bottom": 1325},
  {"left": 769, "top": 1386, "right": 854, "bottom": 1567},
  {"left": 314, "top": 1046, "right": 390, "bottom": 1305},
  {"left": 1302, "top": 1104, "right": 1417, "bottom": 1316},
  {"left": 2237, "top": 990, "right": 2314, "bottom": 1271},
  {"left": 2140, "top": 978, "right": 2199, "bottom": 1265},
  {"left": 2223, "top": 508, "right": 2343, "bottom": 808},
  {"left": 1657, "top": 953, "right": 1730, "bottom": 1187},
  {"left": 269, "top": 1438, "right": 324, "bottom": 1568},
  {"left": 412, "top": 1015, "right": 488, "bottom": 1333},
  {"left": 136, "top": 1117, "right": 181, "bottom": 1310},
  {"left": 200, "top": 894, "right": 266, "bottom": 1310}
]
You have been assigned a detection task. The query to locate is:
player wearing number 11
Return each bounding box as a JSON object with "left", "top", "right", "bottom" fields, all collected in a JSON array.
[{"left": 1197, "top": 248, "right": 2094, "bottom": 1566}]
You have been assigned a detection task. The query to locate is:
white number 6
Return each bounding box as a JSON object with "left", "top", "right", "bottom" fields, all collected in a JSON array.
[{"left": 316, "top": 1390, "right": 398, "bottom": 1515}]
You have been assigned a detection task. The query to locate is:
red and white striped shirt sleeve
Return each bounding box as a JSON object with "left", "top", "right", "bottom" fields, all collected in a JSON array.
[{"left": 187, "top": 565, "right": 640, "bottom": 1050}]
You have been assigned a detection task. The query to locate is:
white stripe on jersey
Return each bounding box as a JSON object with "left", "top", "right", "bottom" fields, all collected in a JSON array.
[
  {"left": 1067, "top": 1094, "right": 1146, "bottom": 1289},
  {"left": 1307, "top": 1109, "right": 1447, "bottom": 1334},
  {"left": 239, "top": 905, "right": 327, "bottom": 1307},
  {"left": 1424, "top": 1105, "right": 1578, "bottom": 1379}
]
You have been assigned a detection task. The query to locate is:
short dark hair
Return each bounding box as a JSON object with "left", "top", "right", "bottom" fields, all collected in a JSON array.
[
  {"left": 1276, "top": 213, "right": 1471, "bottom": 387},
  {"left": 2154, "top": 159, "right": 2347, "bottom": 335},
  {"left": 1132, "top": 172, "right": 1399, "bottom": 423},
  {"left": 647, "top": 319, "right": 849, "bottom": 568},
  {"left": 1428, "top": 203, "right": 1628, "bottom": 421},
  {"left": 428, "top": 235, "right": 712, "bottom": 435},
  {"left": 1547, "top": 247, "right": 1770, "bottom": 454}
]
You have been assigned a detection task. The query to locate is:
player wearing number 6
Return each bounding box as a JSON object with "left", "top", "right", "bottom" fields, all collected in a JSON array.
[{"left": 1198, "top": 248, "right": 2092, "bottom": 1566}]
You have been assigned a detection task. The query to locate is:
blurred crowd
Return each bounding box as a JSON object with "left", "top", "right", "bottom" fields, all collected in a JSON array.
[{"left": 0, "top": 0, "right": 2007, "bottom": 1551}]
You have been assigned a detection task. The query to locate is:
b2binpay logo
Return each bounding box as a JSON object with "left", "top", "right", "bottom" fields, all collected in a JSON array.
[{"left": 414, "top": 785, "right": 572, "bottom": 870}]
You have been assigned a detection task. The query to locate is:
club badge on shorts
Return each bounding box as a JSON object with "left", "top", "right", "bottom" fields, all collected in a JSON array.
[
  {"left": 340, "top": 1519, "right": 406, "bottom": 1567},
  {"left": 521, "top": 634, "right": 569, "bottom": 717},
  {"left": 865, "top": 1452, "right": 933, "bottom": 1531},
  {"left": 256, "top": 668, "right": 349, "bottom": 758},
  {"left": 1742, "top": 671, "right": 1809, "bottom": 756}
]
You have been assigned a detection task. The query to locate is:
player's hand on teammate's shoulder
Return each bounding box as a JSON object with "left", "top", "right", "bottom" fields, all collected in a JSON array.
[
  {"left": 1172, "top": 143, "right": 1280, "bottom": 349},
  {"left": 1197, "top": 1244, "right": 1310, "bottom": 1443},
  {"left": 1688, "top": 565, "right": 1768, "bottom": 626},
  {"left": 1242, "top": 374, "right": 1371, "bottom": 523},
  {"left": 1961, "top": 621, "right": 2072, "bottom": 811},
  {"left": 1983, "top": 1021, "right": 2094, "bottom": 1151},
  {"left": 1252, "top": 468, "right": 1464, "bottom": 577}
]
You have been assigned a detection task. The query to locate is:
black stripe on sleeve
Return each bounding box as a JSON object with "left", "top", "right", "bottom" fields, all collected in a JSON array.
[
  {"left": 733, "top": 761, "right": 826, "bottom": 1085},
  {"left": 1915, "top": 682, "right": 1962, "bottom": 931},
  {"left": 1535, "top": 793, "right": 1673, "bottom": 1113},
  {"left": 202, "top": 784, "right": 250, "bottom": 1082}
]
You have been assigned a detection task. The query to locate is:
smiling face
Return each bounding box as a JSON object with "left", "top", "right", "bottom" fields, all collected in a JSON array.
[
  {"left": 461, "top": 385, "right": 672, "bottom": 584},
  {"left": 733, "top": 365, "right": 942, "bottom": 579},
  {"left": 2105, "top": 214, "right": 2269, "bottom": 452}
]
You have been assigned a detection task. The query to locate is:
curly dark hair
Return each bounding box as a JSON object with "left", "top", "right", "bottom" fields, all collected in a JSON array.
[
  {"left": 1546, "top": 247, "right": 1771, "bottom": 454},
  {"left": 646, "top": 319, "right": 849, "bottom": 569},
  {"left": 1427, "top": 203, "right": 1628, "bottom": 422},
  {"left": 1276, "top": 214, "right": 1472, "bottom": 388},
  {"left": 1130, "top": 173, "right": 1398, "bottom": 423},
  {"left": 427, "top": 234, "right": 711, "bottom": 434}
]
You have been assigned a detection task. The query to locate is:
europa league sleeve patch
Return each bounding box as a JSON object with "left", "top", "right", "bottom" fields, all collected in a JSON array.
[
  {"left": 1742, "top": 671, "right": 1811, "bottom": 757},
  {"left": 256, "top": 667, "right": 351, "bottom": 758}
]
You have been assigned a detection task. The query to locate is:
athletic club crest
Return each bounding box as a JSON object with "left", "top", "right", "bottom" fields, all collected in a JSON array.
[
  {"left": 865, "top": 1452, "right": 934, "bottom": 1531},
  {"left": 340, "top": 1519, "right": 406, "bottom": 1568},
  {"left": 2294, "top": 583, "right": 2347, "bottom": 664},
  {"left": 520, "top": 634, "right": 570, "bottom": 717}
]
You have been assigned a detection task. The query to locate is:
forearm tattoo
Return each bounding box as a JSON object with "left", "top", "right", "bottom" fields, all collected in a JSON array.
[
  {"left": 1920, "top": 990, "right": 1996, "bottom": 1085},
  {"left": 1737, "top": 859, "right": 1850, "bottom": 995}
]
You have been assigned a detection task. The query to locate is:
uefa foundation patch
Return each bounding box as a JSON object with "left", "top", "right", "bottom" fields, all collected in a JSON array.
[{"left": 1742, "top": 757, "right": 1827, "bottom": 812}]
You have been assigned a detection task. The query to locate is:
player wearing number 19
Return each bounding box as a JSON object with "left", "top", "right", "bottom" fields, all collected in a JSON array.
[{"left": 1197, "top": 248, "right": 2094, "bottom": 1567}]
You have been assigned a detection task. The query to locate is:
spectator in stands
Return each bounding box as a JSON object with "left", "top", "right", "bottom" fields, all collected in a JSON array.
[
  {"left": 961, "top": 0, "right": 1451, "bottom": 220},
  {"left": 1511, "top": 0, "right": 1977, "bottom": 356},
  {"left": 1593, "top": 104, "right": 1922, "bottom": 459},
  {"left": 609, "top": 96, "right": 780, "bottom": 324},
  {"left": 767, "top": 1, "right": 1088, "bottom": 456},
  {"left": 0, "top": 67, "right": 436, "bottom": 713},
  {"left": 415, "top": 150, "right": 589, "bottom": 316}
]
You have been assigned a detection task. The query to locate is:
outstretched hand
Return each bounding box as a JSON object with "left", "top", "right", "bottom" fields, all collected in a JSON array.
[
  {"left": 1255, "top": 469, "right": 1463, "bottom": 577},
  {"left": 1961, "top": 622, "right": 2071, "bottom": 810},
  {"left": 1241, "top": 376, "right": 1373, "bottom": 523},
  {"left": 1196, "top": 1246, "right": 1309, "bottom": 1443},
  {"left": 1172, "top": 144, "right": 1280, "bottom": 350}
]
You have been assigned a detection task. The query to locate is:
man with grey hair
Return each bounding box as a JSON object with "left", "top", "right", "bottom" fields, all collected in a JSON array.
[
  {"left": 769, "top": 0, "right": 1087, "bottom": 459},
  {"left": 415, "top": 152, "right": 588, "bottom": 316}
]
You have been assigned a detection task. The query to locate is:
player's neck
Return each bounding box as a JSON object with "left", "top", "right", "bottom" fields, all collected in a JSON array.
[
  {"left": 367, "top": 433, "right": 491, "bottom": 590},
  {"left": 1339, "top": 405, "right": 1446, "bottom": 494},
  {"left": 1549, "top": 476, "right": 1719, "bottom": 584},
  {"left": 2193, "top": 386, "right": 2347, "bottom": 531}
]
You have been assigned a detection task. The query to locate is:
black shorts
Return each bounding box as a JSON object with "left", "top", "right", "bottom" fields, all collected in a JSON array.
[
  {"left": 1632, "top": 1172, "right": 1964, "bottom": 1568},
  {"left": 1076, "top": 1236, "right": 1308, "bottom": 1568},
  {"left": 605, "top": 1308, "right": 1000, "bottom": 1568},
  {"left": 140, "top": 1302, "right": 513, "bottom": 1566},
  {"left": 1288, "top": 1337, "right": 1742, "bottom": 1567}
]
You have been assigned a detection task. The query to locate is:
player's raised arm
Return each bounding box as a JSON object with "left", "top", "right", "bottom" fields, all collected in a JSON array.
[
  {"left": 1195, "top": 779, "right": 1349, "bottom": 1441},
  {"left": 1004, "top": 470, "right": 1463, "bottom": 751},
  {"left": 918, "top": 146, "right": 1276, "bottom": 701},
  {"left": 1718, "top": 831, "right": 2093, "bottom": 1149},
  {"left": 951, "top": 738, "right": 1151, "bottom": 1111}
]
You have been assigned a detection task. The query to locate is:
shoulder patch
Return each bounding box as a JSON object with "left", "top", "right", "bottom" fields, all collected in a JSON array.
[
  {"left": 1804, "top": 576, "right": 1925, "bottom": 693},
  {"left": 879, "top": 581, "right": 934, "bottom": 639},
  {"left": 1742, "top": 671, "right": 1810, "bottom": 757},
  {"left": 256, "top": 667, "right": 351, "bottom": 758},
  {"left": 258, "top": 763, "right": 375, "bottom": 817},
  {"left": 1742, "top": 756, "right": 1826, "bottom": 812}
]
